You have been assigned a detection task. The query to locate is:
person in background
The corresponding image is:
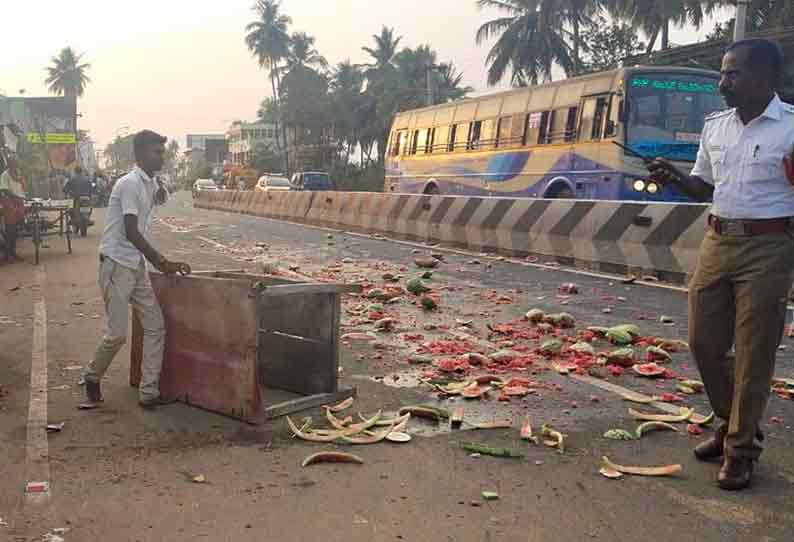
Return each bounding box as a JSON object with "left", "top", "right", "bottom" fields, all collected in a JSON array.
[
  {"left": 84, "top": 130, "right": 190, "bottom": 409},
  {"left": 648, "top": 39, "right": 794, "bottom": 491},
  {"left": 0, "top": 157, "right": 27, "bottom": 262}
]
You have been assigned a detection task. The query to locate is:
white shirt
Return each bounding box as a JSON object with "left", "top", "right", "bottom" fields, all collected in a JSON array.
[
  {"left": 0, "top": 170, "right": 25, "bottom": 198},
  {"left": 691, "top": 94, "right": 794, "bottom": 219},
  {"left": 99, "top": 166, "right": 158, "bottom": 269}
]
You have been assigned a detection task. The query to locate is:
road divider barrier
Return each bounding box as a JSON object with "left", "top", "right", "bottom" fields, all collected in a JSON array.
[{"left": 196, "top": 190, "right": 710, "bottom": 282}]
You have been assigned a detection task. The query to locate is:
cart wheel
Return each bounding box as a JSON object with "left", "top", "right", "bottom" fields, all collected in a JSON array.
[{"left": 33, "top": 219, "right": 41, "bottom": 265}]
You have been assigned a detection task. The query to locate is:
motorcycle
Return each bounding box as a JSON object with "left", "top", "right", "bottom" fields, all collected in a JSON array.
[{"left": 74, "top": 195, "right": 93, "bottom": 237}]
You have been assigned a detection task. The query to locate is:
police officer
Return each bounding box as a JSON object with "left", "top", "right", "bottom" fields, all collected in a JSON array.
[{"left": 648, "top": 39, "right": 794, "bottom": 490}]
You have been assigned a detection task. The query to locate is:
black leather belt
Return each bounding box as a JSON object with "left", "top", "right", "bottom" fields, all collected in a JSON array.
[{"left": 708, "top": 215, "right": 792, "bottom": 236}]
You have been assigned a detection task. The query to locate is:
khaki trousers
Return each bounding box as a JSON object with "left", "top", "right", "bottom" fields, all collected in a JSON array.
[
  {"left": 689, "top": 228, "right": 794, "bottom": 459},
  {"left": 85, "top": 257, "right": 165, "bottom": 401}
]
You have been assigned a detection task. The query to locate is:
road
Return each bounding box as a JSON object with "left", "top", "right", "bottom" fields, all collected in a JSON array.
[{"left": 2, "top": 191, "right": 794, "bottom": 541}]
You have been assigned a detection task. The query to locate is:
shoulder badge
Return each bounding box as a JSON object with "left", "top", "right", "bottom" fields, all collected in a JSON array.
[{"left": 704, "top": 109, "right": 733, "bottom": 122}]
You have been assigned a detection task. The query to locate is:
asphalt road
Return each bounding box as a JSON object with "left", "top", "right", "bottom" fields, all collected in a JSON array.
[{"left": 1, "top": 190, "right": 793, "bottom": 542}]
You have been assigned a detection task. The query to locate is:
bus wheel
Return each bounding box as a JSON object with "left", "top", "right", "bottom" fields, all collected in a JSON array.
[
  {"left": 546, "top": 186, "right": 575, "bottom": 199},
  {"left": 423, "top": 183, "right": 440, "bottom": 195}
]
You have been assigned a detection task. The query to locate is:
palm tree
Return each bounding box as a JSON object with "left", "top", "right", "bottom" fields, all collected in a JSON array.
[
  {"left": 45, "top": 47, "right": 91, "bottom": 98},
  {"left": 476, "top": 0, "right": 574, "bottom": 85},
  {"left": 562, "top": 0, "right": 604, "bottom": 75},
  {"left": 285, "top": 32, "right": 329, "bottom": 72},
  {"left": 245, "top": 0, "right": 291, "bottom": 159},
  {"left": 331, "top": 61, "right": 366, "bottom": 163},
  {"left": 608, "top": 0, "right": 717, "bottom": 52},
  {"left": 436, "top": 63, "right": 474, "bottom": 102},
  {"left": 362, "top": 26, "right": 403, "bottom": 76}
]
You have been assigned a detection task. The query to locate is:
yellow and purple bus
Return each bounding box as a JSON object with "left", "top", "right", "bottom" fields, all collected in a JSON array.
[{"left": 385, "top": 66, "right": 724, "bottom": 201}]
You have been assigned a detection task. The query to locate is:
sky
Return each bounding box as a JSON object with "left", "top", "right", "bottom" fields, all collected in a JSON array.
[{"left": 2, "top": 1, "right": 732, "bottom": 153}]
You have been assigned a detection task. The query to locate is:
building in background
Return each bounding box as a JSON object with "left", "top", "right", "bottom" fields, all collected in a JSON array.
[
  {"left": 226, "top": 121, "right": 278, "bottom": 166},
  {"left": 186, "top": 134, "right": 226, "bottom": 152}
]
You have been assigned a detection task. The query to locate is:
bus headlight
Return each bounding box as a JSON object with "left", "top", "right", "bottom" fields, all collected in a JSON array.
[
  {"left": 646, "top": 182, "right": 660, "bottom": 195},
  {"left": 633, "top": 179, "right": 647, "bottom": 192}
]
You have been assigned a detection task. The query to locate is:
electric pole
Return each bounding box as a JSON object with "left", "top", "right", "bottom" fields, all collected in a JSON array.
[{"left": 734, "top": 0, "right": 749, "bottom": 41}]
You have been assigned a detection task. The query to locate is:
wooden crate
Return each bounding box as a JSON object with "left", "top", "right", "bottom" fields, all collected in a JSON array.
[{"left": 130, "top": 271, "right": 358, "bottom": 423}]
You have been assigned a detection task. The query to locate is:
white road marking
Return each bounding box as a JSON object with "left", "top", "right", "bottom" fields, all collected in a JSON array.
[{"left": 25, "top": 266, "right": 50, "bottom": 505}]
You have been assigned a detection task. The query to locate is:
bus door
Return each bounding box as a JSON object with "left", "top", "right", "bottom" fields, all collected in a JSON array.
[{"left": 575, "top": 94, "right": 612, "bottom": 198}]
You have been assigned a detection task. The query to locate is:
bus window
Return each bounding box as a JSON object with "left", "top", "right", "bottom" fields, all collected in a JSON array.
[
  {"left": 565, "top": 107, "right": 578, "bottom": 142},
  {"left": 513, "top": 114, "right": 528, "bottom": 146},
  {"left": 426, "top": 128, "right": 435, "bottom": 154},
  {"left": 480, "top": 119, "right": 497, "bottom": 149},
  {"left": 579, "top": 97, "right": 609, "bottom": 142},
  {"left": 549, "top": 109, "right": 568, "bottom": 143},
  {"left": 392, "top": 130, "right": 407, "bottom": 156},
  {"left": 434, "top": 125, "right": 450, "bottom": 153},
  {"left": 497, "top": 116, "right": 512, "bottom": 147},
  {"left": 453, "top": 123, "right": 469, "bottom": 151},
  {"left": 410, "top": 130, "right": 420, "bottom": 155},
  {"left": 528, "top": 112, "right": 546, "bottom": 144},
  {"left": 412, "top": 129, "right": 428, "bottom": 155},
  {"left": 469, "top": 121, "right": 482, "bottom": 150},
  {"left": 605, "top": 96, "right": 619, "bottom": 137}
]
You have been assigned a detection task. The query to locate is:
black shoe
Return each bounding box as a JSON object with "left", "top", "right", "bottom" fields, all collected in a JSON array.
[
  {"left": 138, "top": 396, "right": 176, "bottom": 409},
  {"left": 718, "top": 457, "right": 754, "bottom": 491},
  {"left": 85, "top": 380, "right": 103, "bottom": 403},
  {"left": 694, "top": 423, "right": 727, "bottom": 461}
]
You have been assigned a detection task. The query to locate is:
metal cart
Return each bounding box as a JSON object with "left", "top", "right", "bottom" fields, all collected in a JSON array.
[
  {"left": 130, "top": 271, "right": 359, "bottom": 424},
  {"left": 21, "top": 199, "right": 73, "bottom": 264}
]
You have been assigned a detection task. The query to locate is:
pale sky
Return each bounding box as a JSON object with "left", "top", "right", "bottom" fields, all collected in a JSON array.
[{"left": 3, "top": 1, "right": 732, "bottom": 153}]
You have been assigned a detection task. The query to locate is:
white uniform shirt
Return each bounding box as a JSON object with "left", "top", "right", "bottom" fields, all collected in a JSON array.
[
  {"left": 98, "top": 166, "right": 158, "bottom": 269},
  {"left": 691, "top": 94, "right": 794, "bottom": 219}
]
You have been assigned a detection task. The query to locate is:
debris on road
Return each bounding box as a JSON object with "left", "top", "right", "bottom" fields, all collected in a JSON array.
[
  {"left": 558, "top": 283, "right": 579, "bottom": 295},
  {"left": 635, "top": 422, "right": 678, "bottom": 439},
  {"left": 599, "top": 466, "right": 624, "bottom": 479},
  {"left": 46, "top": 423, "right": 65, "bottom": 433},
  {"left": 302, "top": 452, "right": 365, "bottom": 467},
  {"left": 686, "top": 424, "right": 704, "bottom": 436},
  {"left": 604, "top": 429, "right": 635, "bottom": 441},
  {"left": 632, "top": 363, "right": 666, "bottom": 378},
  {"left": 325, "top": 397, "right": 355, "bottom": 412},
  {"left": 601, "top": 456, "right": 682, "bottom": 477},
  {"left": 628, "top": 407, "right": 694, "bottom": 423},
  {"left": 482, "top": 491, "right": 500, "bottom": 501},
  {"left": 462, "top": 442, "right": 524, "bottom": 459},
  {"left": 541, "top": 425, "right": 566, "bottom": 453}
]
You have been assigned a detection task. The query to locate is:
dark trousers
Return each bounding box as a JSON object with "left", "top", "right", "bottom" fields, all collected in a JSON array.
[
  {"left": 3, "top": 223, "right": 17, "bottom": 258},
  {"left": 689, "top": 229, "right": 794, "bottom": 459}
]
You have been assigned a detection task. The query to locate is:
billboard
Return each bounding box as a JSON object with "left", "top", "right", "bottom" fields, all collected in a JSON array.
[{"left": 0, "top": 96, "right": 77, "bottom": 170}]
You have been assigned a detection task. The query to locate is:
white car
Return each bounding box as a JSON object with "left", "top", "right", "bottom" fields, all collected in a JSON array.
[
  {"left": 255, "top": 175, "right": 291, "bottom": 192},
  {"left": 192, "top": 179, "right": 219, "bottom": 198}
]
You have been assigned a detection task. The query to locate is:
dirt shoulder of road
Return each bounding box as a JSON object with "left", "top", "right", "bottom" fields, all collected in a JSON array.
[{"left": 2, "top": 193, "right": 793, "bottom": 542}]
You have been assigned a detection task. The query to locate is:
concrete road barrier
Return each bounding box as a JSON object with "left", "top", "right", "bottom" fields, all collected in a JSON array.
[{"left": 195, "top": 191, "right": 710, "bottom": 282}]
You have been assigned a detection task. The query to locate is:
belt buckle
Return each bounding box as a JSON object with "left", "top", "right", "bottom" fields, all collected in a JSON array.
[{"left": 721, "top": 219, "right": 745, "bottom": 236}]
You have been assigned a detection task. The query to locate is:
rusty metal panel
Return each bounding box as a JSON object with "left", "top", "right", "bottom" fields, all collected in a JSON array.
[
  {"left": 153, "top": 273, "right": 261, "bottom": 419},
  {"left": 130, "top": 271, "right": 355, "bottom": 423}
]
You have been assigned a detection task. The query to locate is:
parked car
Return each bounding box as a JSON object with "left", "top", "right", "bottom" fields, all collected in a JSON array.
[
  {"left": 255, "top": 175, "right": 291, "bottom": 192},
  {"left": 290, "top": 171, "right": 335, "bottom": 192},
  {"left": 192, "top": 178, "right": 219, "bottom": 198}
]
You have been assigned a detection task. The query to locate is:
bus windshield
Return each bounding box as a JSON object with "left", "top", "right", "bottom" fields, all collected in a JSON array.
[{"left": 627, "top": 73, "right": 724, "bottom": 162}]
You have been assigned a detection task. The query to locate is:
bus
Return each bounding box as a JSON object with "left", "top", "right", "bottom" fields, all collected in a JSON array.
[{"left": 385, "top": 66, "right": 725, "bottom": 201}]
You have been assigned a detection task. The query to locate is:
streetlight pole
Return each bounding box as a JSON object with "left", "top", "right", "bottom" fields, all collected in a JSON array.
[{"left": 734, "top": 0, "right": 749, "bottom": 42}]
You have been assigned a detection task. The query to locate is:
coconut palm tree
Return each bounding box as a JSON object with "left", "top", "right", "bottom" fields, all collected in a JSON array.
[
  {"left": 436, "top": 63, "right": 474, "bottom": 102},
  {"left": 244, "top": 0, "right": 291, "bottom": 163},
  {"left": 608, "top": 0, "right": 718, "bottom": 53},
  {"left": 361, "top": 26, "right": 403, "bottom": 76},
  {"left": 284, "top": 32, "right": 329, "bottom": 72},
  {"left": 476, "top": 0, "right": 574, "bottom": 85},
  {"left": 45, "top": 47, "right": 91, "bottom": 98}
]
